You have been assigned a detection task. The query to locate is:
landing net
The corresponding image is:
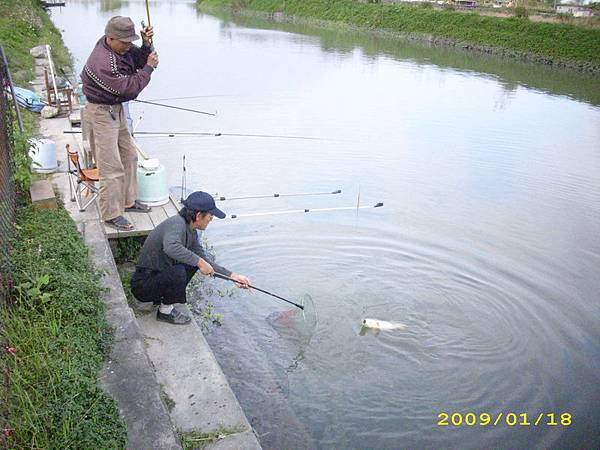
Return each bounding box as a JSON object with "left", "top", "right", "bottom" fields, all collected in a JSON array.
[{"left": 266, "top": 294, "right": 318, "bottom": 341}]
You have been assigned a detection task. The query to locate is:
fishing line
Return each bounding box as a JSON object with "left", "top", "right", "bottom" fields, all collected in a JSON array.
[{"left": 144, "top": 94, "right": 236, "bottom": 102}]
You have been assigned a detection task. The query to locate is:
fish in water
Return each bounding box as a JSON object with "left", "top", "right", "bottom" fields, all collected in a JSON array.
[{"left": 361, "top": 318, "right": 407, "bottom": 331}]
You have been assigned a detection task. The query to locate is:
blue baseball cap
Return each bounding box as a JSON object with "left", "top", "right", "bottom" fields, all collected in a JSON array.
[{"left": 182, "top": 191, "right": 226, "bottom": 219}]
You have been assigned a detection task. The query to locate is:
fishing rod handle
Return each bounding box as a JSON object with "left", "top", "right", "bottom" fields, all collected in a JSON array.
[{"left": 212, "top": 272, "right": 304, "bottom": 310}]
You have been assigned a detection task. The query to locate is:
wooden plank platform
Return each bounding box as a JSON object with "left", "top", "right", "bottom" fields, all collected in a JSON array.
[
  {"left": 103, "top": 200, "right": 180, "bottom": 239},
  {"left": 66, "top": 113, "right": 181, "bottom": 240},
  {"left": 42, "top": 0, "right": 66, "bottom": 7},
  {"left": 69, "top": 110, "right": 81, "bottom": 128}
]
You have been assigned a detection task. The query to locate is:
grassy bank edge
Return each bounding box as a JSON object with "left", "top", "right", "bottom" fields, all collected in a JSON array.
[
  {"left": 0, "top": 0, "right": 127, "bottom": 448},
  {"left": 0, "top": 0, "right": 71, "bottom": 83},
  {"left": 197, "top": 0, "right": 600, "bottom": 74},
  {"left": 1, "top": 205, "right": 127, "bottom": 448}
]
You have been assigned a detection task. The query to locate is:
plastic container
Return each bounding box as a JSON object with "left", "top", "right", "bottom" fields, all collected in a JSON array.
[
  {"left": 28, "top": 138, "right": 57, "bottom": 173},
  {"left": 136, "top": 159, "right": 169, "bottom": 206},
  {"left": 75, "top": 83, "right": 86, "bottom": 105}
]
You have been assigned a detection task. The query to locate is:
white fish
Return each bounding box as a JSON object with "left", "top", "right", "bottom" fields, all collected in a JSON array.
[{"left": 362, "top": 318, "right": 407, "bottom": 331}]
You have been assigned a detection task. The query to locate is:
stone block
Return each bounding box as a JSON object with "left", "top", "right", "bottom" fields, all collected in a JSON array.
[{"left": 30, "top": 179, "right": 57, "bottom": 209}]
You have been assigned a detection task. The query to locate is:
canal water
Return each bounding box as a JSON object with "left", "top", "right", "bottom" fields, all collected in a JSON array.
[{"left": 50, "top": 1, "right": 600, "bottom": 449}]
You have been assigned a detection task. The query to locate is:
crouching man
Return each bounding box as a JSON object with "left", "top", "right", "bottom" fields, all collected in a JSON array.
[{"left": 131, "top": 191, "right": 250, "bottom": 325}]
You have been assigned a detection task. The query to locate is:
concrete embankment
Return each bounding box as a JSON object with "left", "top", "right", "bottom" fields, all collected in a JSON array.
[{"left": 32, "top": 56, "right": 261, "bottom": 449}]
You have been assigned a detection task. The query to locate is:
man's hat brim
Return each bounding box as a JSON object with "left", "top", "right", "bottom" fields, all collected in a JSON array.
[
  {"left": 116, "top": 33, "right": 140, "bottom": 42},
  {"left": 208, "top": 207, "right": 226, "bottom": 219}
]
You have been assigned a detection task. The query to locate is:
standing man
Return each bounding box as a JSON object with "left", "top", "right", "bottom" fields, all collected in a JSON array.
[
  {"left": 131, "top": 192, "right": 251, "bottom": 325},
  {"left": 81, "top": 16, "right": 159, "bottom": 231}
]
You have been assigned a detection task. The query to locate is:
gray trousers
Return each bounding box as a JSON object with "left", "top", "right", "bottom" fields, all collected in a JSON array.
[{"left": 84, "top": 102, "right": 137, "bottom": 221}]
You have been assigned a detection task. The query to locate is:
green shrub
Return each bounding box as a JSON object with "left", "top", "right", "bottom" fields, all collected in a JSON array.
[
  {"left": 11, "top": 127, "right": 33, "bottom": 195},
  {"left": 513, "top": 5, "right": 529, "bottom": 18}
]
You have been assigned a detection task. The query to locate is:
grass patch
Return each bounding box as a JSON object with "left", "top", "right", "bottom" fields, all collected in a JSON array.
[
  {"left": 0, "top": 204, "right": 127, "bottom": 448},
  {"left": 159, "top": 384, "right": 176, "bottom": 413},
  {"left": 111, "top": 236, "right": 146, "bottom": 265},
  {"left": 0, "top": 0, "right": 71, "bottom": 83},
  {"left": 180, "top": 425, "right": 246, "bottom": 449},
  {"left": 198, "top": 0, "right": 600, "bottom": 68}
]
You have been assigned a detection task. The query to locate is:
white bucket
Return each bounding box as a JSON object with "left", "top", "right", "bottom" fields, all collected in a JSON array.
[
  {"left": 28, "top": 138, "right": 57, "bottom": 173},
  {"left": 137, "top": 159, "right": 169, "bottom": 206}
]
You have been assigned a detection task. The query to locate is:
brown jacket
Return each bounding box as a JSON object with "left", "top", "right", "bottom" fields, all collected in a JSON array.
[{"left": 81, "top": 37, "right": 153, "bottom": 105}]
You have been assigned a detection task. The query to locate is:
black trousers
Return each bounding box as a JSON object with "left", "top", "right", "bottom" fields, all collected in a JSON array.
[{"left": 131, "top": 264, "right": 197, "bottom": 305}]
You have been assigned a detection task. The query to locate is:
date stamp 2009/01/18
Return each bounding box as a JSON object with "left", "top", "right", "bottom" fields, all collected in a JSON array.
[{"left": 437, "top": 412, "right": 572, "bottom": 427}]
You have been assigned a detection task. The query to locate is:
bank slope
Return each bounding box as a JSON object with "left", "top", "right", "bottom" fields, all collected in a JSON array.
[{"left": 198, "top": 0, "right": 600, "bottom": 72}]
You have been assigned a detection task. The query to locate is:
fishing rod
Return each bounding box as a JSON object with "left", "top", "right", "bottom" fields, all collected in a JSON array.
[
  {"left": 59, "top": 67, "right": 76, "bottom": 87},
  {"left": 216, "top": 189, "right": 342, "bottom": 201},
  {"left": 144, "top": 1, "right": 151, "bottom": 28},
  {"left": 143, "top": 0, "right": 153, "bottom": 49},
  {"left": 212, "top": 273, "right": 304, "bottom": 310},
  {"left": 133, "top": 131, "right": 329, "bottom": 141},
  {"left": 169, "top": 185, "right": 343, "bottom": 203},
  {"left": 141, "top": 20, "right": 154, "bottom": 52},
  {"left": 228, "top": 202, "right": 384, "bottom": 219},
  {"left": 131, "top": 99, "right": 216, "bottom": 116}
]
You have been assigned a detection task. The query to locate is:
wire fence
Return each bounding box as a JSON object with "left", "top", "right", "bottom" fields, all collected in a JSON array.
[
  {"left": 0, "top": 41, "right": 17, "bottom": 449},
  {"left": 0, "top": 43, "right": 17, "bottom": 308}
]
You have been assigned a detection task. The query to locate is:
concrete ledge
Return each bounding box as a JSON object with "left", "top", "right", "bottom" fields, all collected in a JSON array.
[
  {"left": 47, "top": 116, "right": 181, "bottom": 449},
  {"left": 41, "top": 58, "right": 261, "bottom": 446},
  {"left": 137, "top": 309, "right": 262, "bottom": 449},
  {"left": 30, "top": 179, "right": 57, "bottom": 209},
  {"left": 207, "top": 430, "right": 263, "bottom": 449},
  {"left": 83, "top": 220, "right": 181, "bottom": 450},
  {"left": 46, "top": 111, "right": 261, "bottom": 450}
]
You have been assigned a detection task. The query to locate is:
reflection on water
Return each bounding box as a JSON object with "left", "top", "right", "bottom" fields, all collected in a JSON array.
[
  {"left": 50, "top": 2, "right": 600, "bottom": 449},
  {"left": 99, "top": 0, "right": 128, "bottom": 12},
  {"left": 205, "top": 7, "right": 600, "bottom": 107}
]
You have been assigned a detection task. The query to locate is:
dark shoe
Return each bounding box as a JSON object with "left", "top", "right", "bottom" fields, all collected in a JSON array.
[
  {"left": 157, "top": 308, "right": 191, "bottom": 325},
  {"left": 125, "top": 200, "right": 151, "bottom": 213},
  {"left": 132, "top": 298, "right": 156, "bottom": 312},
  {"left": 105, "top": 215, "right": 134, "bottom": 231}
]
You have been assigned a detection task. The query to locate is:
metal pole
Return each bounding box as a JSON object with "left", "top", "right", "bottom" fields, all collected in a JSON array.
[
  {"left": 45, "top": 45, "right": 59, "bottom": 108},
  {"left": 0, "top": 44, "right": 23, "bottom": 132}
]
